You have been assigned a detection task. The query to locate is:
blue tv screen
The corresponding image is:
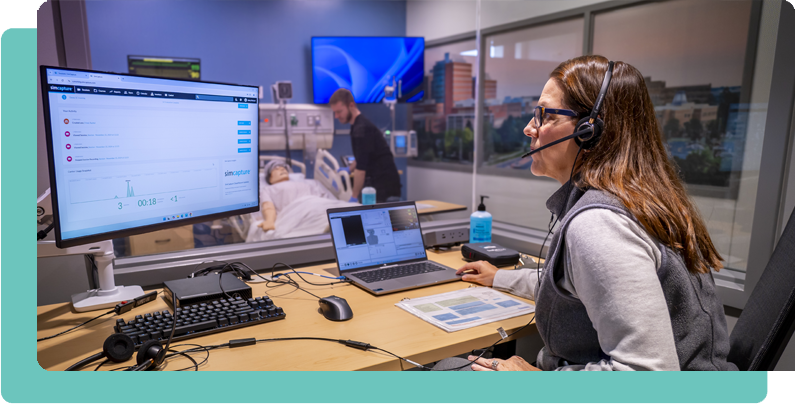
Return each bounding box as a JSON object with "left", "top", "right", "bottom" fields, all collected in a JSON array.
[{"left": 312, "top": 37, "right": 425, "bottom": 104}]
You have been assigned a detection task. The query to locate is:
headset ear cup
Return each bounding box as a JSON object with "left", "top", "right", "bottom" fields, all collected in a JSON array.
[
  {"left": 574, "top": 117, "right": 604, "bottom": 150},
  {"left": 136, "top": 339, "right": 163, "bottom": 370},
  {"left": 102, "top": 333, "right": 136, "bottom": 363}
]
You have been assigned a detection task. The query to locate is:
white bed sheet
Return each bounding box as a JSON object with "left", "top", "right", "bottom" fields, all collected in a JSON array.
[{"left": 246, "top": 179, "right": 358, "bottom": 242}]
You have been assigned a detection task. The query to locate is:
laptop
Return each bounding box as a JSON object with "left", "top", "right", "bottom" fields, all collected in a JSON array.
[{"left": 326, "top": 201, "right": 461, "bottom": 296}]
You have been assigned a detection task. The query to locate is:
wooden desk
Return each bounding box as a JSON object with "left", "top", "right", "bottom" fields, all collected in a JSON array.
[
  {"left": 415, "top": 200, "right": 467, "bottom": 216},
  {"left": 37, "top": 248, "right": 535, "bottom": 371}
]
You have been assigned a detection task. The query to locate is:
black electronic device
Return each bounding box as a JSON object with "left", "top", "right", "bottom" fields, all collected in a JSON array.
[
  {"left": 461, "top": 243, "right": 521, "bottom": 267},
  {"left": 340, "top": 155, "right": 355, "bottom": 168},
  {"left": 163, "top": 273, "right": 252, "bottom": 309},
  {"left": 318, "top": 296, "right": 353, "bottom": 321},
  {"left": 112, "top": 295, "right": 285, "bottom": 347},
  {"left": 127, "top": 55, "right": 201, "bottom": 80}
]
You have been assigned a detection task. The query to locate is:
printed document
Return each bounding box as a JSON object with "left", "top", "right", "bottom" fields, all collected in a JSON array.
[{"left": 396, "top": 287, "right": 534, "bottom": 332}]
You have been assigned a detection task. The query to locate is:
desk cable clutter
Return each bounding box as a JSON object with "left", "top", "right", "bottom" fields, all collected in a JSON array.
[{"left": 48, "top": 260, "right": 532, "bottom": 371}]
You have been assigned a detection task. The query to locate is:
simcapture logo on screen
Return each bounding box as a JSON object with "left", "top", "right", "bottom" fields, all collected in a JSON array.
[{"left": 224, "top": 169, "right": 251, "bottom": 177}]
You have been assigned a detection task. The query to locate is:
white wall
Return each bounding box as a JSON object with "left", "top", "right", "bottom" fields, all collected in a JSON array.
[{"left": 406, "top": 0, "right": 608, "bottom": 40}]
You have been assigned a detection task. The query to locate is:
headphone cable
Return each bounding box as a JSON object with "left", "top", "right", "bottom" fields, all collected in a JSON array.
[
  {"left": 537, "top": 143, "right": 583, "bottom": 287},
  {"left": 37, "top": 309, "right": 115, "bottom": 342}
]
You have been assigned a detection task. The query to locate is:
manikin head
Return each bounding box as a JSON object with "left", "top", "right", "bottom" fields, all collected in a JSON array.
[{"left": 264, "top": 161, "right": 291, "bottom": 185}]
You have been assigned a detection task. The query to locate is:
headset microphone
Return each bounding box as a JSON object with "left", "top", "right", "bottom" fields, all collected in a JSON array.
[{"left": 520, "top": 126, "right": 595, "bottom": 159}]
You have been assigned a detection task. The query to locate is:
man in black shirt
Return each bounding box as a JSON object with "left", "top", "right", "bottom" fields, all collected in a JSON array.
[{"left": 329, "top": 88, "right": 401, "bottom": 202}]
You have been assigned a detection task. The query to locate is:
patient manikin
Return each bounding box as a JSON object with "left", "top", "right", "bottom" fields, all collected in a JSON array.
[{"left": 258, "top": 161, "right": 339, "bottom": 232}]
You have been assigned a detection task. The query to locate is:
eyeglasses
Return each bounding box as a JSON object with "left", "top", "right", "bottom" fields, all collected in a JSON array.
[{"left": 533, "top": 106, "right": 578, "bottom": 129}]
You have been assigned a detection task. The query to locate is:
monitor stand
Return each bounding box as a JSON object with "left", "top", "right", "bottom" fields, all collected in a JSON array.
[{"left": 37, "top": 240, "right": 144, "bottom": 312}]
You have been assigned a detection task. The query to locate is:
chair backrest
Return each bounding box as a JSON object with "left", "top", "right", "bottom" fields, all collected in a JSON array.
[{"left": 728, "top": 207, "right": 795, "bottom": 370}]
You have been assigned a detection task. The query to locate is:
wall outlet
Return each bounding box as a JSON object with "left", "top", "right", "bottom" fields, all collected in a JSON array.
[{"left": 423, "top": 227, "right": 470, "bottom": 248}]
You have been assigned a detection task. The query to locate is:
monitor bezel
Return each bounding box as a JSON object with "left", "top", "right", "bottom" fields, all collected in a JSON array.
[
  {"left": 40, "top": 65, "right": 260, "bottom": 249},
  {"left": 326, "top": 201, "right": 428, "bottom": 274},
  {"left": 310, "top": 36, "right": 426, "bottom": 105}
]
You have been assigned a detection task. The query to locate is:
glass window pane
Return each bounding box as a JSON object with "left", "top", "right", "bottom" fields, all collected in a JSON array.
[
  {"left": 475, "top": 18, "right": 584, "bottom": 231},
  {"left": 413, "top": 40, "right": 478, "bottom": 164},
  {"left": 593, "top": 0, "right": 754, "bottom": 271}
]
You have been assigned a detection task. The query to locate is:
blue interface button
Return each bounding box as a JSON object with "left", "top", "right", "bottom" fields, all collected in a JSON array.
[
  {"left": 238, "top": 139, "right": 251, "bottom": 144},
  {"left": 238, "top": 148, "right": 251, "bottom": 153},
  {"left": 238, "top": 104, "right": 248, "bottom": 109},
  {"left": 238, "top": 121, "right": 251, "bottom": 126},
  {"left": 238, "top": 130, "right": 251, "bottom": 135}
]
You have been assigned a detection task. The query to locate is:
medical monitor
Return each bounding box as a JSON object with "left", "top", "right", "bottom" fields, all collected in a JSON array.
[
  {"left": 327, "top": 202, "right": 426, "bottom": 272},
  {"left": 128, "top": 55, "right": 201, "bottom": 80},
  {"left": 311, "top": 37, "right": 425, "bottom": 104},
  {"left": 41, "top": 66, "right": 259, "bottom": 248}
]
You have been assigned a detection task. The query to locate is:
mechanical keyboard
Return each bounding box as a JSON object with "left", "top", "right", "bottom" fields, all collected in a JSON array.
[
  {"left": 113, "top": 295, "right": 284, "bottom": 347},
  {"left": 355, "top": 262, "right": 447, "bottom": 284}
]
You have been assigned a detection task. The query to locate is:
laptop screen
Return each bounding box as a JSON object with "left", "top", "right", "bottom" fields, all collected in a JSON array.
[{"left": 328, "top": 204, "right": 427, "bottom": 272}]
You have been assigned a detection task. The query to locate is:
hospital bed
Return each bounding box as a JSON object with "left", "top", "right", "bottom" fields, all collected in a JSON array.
[{"left": 230, "top": 150, "right": 355, "bottom": 241}]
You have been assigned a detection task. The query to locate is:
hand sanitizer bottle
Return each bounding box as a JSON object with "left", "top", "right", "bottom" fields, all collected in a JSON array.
[
  {"left": 470, "top": 195, "right": 492, "bottom": 243},
  {"left": 361, "top": 179, "right": 376, "bottom": 205}
]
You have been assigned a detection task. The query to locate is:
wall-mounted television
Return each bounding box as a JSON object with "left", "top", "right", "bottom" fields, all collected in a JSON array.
[{"left": 311, "top": 37, "right": 425, "bottom": 104}]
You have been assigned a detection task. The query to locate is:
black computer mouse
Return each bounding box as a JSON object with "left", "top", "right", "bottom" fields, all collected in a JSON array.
[{"left": 318, "top": 295, "right": 353, "bottom": 321}]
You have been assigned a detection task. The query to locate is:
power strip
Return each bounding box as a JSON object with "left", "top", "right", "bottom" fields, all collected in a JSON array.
[{"left": 423, "top": 227, "right": 469, "bottom": 248}]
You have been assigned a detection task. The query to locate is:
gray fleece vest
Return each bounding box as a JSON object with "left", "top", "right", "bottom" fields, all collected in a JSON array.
[{"left": 534, "top": 184, "right": 737, "bottom": 370}]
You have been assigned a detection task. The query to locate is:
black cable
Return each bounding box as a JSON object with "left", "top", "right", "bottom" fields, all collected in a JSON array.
[
  {"left": 166, "top": 348, "right": 200, "bottom": 371},
  {"left": 537, "top": 144, "right": 583, "bottom": 287},
  {"left": 190, "top": 260, "right": 230, "bottom": 278},
  {"left": 37, "top": 309, "right": 114, "bottom": 342},
  {"left": 37, "top": 222, "right": 54, "bottom": 240},
  {"left": 256, "top": 336, "right": 343, "bottom": 344},
  {"left": 271, "top": 262, "right": 351, "bottom": 287},
  {"left": 159, "top": 298, "right": 180, "bottom": 370},
  {"left": 93, "top": 358, "right": 109, "bottom": 371},
  {"left": 429, "top": 313, "right": 537, "bottom": 371},
  {"left": 267, "top": 263, "right": 326, "bottom": 299}
]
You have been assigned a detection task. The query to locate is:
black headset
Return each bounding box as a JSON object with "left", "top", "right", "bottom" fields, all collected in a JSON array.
[
  {"left": 521, "top": 60, "right": 615, "bottom": 158},
  {"left": 65, "top": 333, "right": 167, "bottom": 371}
]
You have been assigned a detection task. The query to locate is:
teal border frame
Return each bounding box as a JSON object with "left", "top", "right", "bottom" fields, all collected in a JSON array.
[{"left": 3, "top": 28, "right": 767, "bottom": 403}]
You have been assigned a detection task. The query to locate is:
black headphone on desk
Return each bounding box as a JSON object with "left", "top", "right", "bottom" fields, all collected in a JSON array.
[
  {"left": 521, "top": 60, "right": 615, "bottom": 158},
  {"left": 65, "top": 333, "right": 136, "bottom": 371},
  {"left": 65, "top": 334, "right": 167, "bottom": 371},
  {"left": 126, "top": 339, "right": 168, "bottom": 371}
]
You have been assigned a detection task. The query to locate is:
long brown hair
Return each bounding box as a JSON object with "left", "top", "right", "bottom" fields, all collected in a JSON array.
[{"left": 550, "top": 55, "right": 723, "bottom": 274}]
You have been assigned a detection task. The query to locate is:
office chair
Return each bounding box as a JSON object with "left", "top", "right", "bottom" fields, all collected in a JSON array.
[{"left": 728, "top": 207, "right": 795, "bottom": 371}]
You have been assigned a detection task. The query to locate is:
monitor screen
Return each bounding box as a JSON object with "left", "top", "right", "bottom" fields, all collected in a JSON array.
[
  {"left": 128, "top": 55, "right": 201, "bottom": 80},
  {"left": 41, "top": 66, "right": 259, "bottom": 248},
  {"left": 312, "top": 37, "right": 425, "bottom": 104},
  {"left": 328, "top": 204, "right": 426, "bottom": 271}
]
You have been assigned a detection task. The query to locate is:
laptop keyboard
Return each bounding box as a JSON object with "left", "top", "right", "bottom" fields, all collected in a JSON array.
[{"left": 354, "top": 262, "right": 447, "bottom": 284}]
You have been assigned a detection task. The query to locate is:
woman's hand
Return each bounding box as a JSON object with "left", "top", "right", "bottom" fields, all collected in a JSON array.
[
  {"left": 467, "top": 355, "right": 541, "bottom": 371},
  {"left": 456, "top": 261, "right": 500, "bottom": 287}
]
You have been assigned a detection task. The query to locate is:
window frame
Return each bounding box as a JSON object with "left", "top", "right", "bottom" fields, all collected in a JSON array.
[{"left": 412, "top": 0, "right": 795, "bottom": 310}]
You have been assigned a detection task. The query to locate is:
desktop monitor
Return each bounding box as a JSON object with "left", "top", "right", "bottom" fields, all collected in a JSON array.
[
  {"left": 311, "top": 36, "right": 425, "bottom": 104},
  {"left": 128, "top": 55, "right": 201, "bottom": 80},
  {"left": 40, "top": 66, "right": 260, "bottom": 248}
]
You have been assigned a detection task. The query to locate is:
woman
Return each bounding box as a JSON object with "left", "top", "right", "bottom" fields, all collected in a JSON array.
[{"left": 457, "top": 55, "right": 736, "bottom": 371}]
